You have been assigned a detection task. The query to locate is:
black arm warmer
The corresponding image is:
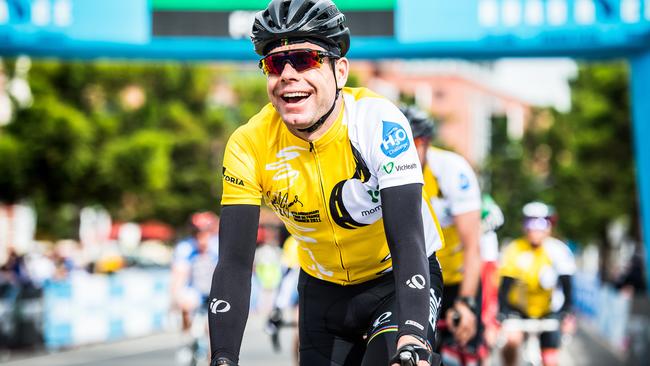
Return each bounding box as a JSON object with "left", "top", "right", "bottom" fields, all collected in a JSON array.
[
  {"left": 380, "top": 183, "right": 432, "bottom": 340},
  {"left": 208, "top": 205, "right": 260, "bottom": 364},
  {"left": 558, "top": 274, "right": 573, "bottom": 313},
  {"left": 498, "top": 276, "right": 515, "bottom": 315}
]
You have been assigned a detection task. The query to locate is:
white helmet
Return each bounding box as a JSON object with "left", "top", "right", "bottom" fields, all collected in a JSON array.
[{"left": 522, "top": 201, "right": 556, "bottom": 230}]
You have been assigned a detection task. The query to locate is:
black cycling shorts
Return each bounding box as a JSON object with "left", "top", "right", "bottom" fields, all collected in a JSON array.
[{"left": 297, "top": 254, "right": 443, "bottom": 366}]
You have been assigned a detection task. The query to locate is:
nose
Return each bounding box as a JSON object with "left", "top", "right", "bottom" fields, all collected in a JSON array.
[{"left": 279, "top": 61, "right": 299, "bottom": 80}]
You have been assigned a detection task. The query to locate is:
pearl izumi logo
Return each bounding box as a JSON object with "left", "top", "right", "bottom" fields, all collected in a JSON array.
[
  {"left": 406, "top": 274, "right": 426, "bottom": 289},
  {"left": 223, "top": 167, "right": 244, "bottom": 186},
  {"left": 210, "top": 298, "right": 231, "bottom": 314}
]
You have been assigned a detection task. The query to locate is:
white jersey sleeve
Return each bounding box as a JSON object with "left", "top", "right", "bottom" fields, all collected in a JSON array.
[
  {"left": 544, "top": 237, "right": 577, "bottom": 276},
  {"left": 348, "top": 96, "right": 423, "bottom": 190},
  {"left": 426, "top": 149, "right": 481, "bottom": 215}
]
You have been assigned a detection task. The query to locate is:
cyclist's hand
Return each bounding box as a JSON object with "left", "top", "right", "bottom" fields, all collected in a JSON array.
[
  {"left": 446, "top": 303, "right": 476, "bottom": 346},
  {"left": 560, "top": 312, "right": 576, "bottom": 335},
  {"left": 211, "top": 357, "right": 238, "bottom": 366},
  {"left": 390, "top": 336, "right": 441, "bottom": 366}
]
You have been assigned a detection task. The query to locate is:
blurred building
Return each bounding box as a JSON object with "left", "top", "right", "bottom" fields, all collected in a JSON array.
[{"left": 353, "top": 60, "right": 532, "bottom": 166}]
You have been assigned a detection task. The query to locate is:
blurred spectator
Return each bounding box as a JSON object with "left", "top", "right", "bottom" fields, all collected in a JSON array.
[
  {"left": 23, "top": 245, "right": 56, "bottom": 287},
  {"left": 614, "top": 247, "right": 646, "bottom": 296},
  {"left": 0, "top": 247, "right": 44, "bottom": 350},
  {"left": 1, "top": 248, "right": 31, "bottom": 287}
]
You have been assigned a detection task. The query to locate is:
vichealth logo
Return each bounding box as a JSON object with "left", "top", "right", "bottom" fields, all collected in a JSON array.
[
  {"left": 381, "top": 121, "right": 410, "bottom": 158},
  {"left": 383, "top": 162, "right": 417, "bottom": 174}
]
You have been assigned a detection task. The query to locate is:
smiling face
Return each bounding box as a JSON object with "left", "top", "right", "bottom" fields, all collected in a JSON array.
[{"left": 264, "top": 42, "right": 349, "bottom": 138}]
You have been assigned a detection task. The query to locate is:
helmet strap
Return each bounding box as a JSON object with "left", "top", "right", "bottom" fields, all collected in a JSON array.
[{"left": 297, "top": 59, "right": 341, "bottom": 134}]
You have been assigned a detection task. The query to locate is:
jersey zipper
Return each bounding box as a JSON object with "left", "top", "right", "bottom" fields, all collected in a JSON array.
[{"left": 309, "top": 142, "right": 348, "bottom": 278}]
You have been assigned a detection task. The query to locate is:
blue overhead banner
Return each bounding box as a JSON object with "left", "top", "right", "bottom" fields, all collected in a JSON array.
[
  {"left": 0, "top": 0, "right": 150, "bottom": 45},
  {"left": 397, "top": 0, "right": 650, "bottom": 51}
]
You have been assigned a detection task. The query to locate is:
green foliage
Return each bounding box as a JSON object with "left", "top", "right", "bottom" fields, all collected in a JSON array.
[
  {"left": 231, "top": 72, "right": 269, "bottom": 124},
  {"left": 484, "top": 62, "right": 637, "bottom": 247},
  {"left": 0, "top": 59, "right": 270, "bottom": 239},
  {"left": 0, "top": 134, "right": 28, "bottom": 201},
  {"left": 483, "top": 116, "right": 539, "bottom": 239},
  {"left": 548, "top": 62, "right": 637, "bottom": 246}
]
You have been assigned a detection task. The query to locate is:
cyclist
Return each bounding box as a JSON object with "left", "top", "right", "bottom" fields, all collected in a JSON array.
[
  {"left": 498, "top": 202, "right": 576, "bottom": 366},
  {"left": 208, "top": 1, "right": 444, "bottom": 365},
  {"left": 402, "top": 105, "right": 485, "bottom": 365},
  {"left": 171, "top": 211, "right": 220, "bottom": 331},
  {"left": 479, "top": 193, "right": 505, "bottom": 348}
]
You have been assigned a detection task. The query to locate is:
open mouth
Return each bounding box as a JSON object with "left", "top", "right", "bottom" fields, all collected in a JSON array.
[{"left": 282, "top": 91, "right": 310, "bottom": 104}]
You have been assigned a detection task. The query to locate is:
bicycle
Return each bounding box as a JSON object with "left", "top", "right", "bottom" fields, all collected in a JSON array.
[
  {"left": 497, "top": 317, "right": 560, "bottom": 366},
  {"left": 264, "top": 307, "right": 297, "bottom": 353},
  {"left": 176, "top": 304, "right": 209, "bottom": 366}
]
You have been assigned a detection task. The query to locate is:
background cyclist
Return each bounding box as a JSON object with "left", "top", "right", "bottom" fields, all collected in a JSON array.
[
  {"left": 208, "top": 1, "right": 444, "bottom": 365},
  {"left": 498, "top": 202, "right": 576, "bottom": 366},
  {"left": 171, "top": 211, "right": 220, "bottom": 331},
  {"left": 403, "top": 105, "right": 485, "bottom": 364},
  {"left": 479, "top": 193, "right": 505, "bottom": 349}
]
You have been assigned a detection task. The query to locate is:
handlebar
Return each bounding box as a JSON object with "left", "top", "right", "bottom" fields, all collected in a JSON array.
[
  {"left": 265, "top": 308, "right": 297, "bottom": 352},
  {"left": 500, "top": 318, "right": 560, "bottom": 333}
]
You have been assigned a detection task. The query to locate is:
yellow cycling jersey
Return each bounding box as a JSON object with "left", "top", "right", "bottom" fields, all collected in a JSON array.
[
  {"left": 422, "top": 148, "right": 481, "bottom": 285},
  {"left": 499, "top": 237, "right": 576, "bottom": 318},
  {"left": 221, "top": 87, "right": 443, "bottom": 285}
]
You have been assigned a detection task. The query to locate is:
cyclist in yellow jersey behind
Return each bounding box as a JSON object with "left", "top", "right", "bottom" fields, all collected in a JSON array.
[
  {"left": 402, "top": 106, "right": 485, "bottom": 365},
  {"left": 498, "top": 202, "right": 576, "bottom": 366},
  {"left": 207, "top": 1, "right": 445, "bottom": 365}
]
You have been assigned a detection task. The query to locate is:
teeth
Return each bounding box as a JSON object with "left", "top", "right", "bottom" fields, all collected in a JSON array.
[{"left": 283, "top": 92, "right": 309, "bottom": 98}]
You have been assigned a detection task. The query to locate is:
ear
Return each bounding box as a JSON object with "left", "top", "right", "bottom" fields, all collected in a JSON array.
[{"left": 335, "top": 57, "right": 349, "bottom": 87}]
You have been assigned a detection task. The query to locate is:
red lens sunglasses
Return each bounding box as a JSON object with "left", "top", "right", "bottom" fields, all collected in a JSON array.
[{"left": 259, "top": 49, "right": 339, "bottom": 76}]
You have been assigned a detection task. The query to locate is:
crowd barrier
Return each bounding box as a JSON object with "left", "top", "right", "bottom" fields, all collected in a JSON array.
[
  {"left": 43, "top": 269, "right": 170, "bottom": 349},
  {"left": 573, "top": 272, "right": 631, "bottom": 352}
]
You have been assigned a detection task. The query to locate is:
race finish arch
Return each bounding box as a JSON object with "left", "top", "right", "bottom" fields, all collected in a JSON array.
[{"left": 1, "top": 0, "right": 650, "bottom": 291}]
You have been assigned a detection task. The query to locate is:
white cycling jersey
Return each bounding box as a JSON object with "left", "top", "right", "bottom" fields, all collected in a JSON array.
[{"left": 422, "top": 148, "right": 481, "bottom": 284}]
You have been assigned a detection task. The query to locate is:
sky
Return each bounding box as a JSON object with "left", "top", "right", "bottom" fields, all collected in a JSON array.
[{"left": 492, "top": 58, "right": 578, "bottom": 112}]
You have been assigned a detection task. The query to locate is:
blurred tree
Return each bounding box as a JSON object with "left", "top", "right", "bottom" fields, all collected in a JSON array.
[
  {"left": 483, "top": 115, "right": 540, "bottom": 240},
  {"left": 545, "top": 62, "right": 637, "bottom": 279},
  {"left": 0, "top": 60, "right": 269, "bottom": 239},
  {"left": 485, "top": 62, "right": 637, "bottom": 280}
]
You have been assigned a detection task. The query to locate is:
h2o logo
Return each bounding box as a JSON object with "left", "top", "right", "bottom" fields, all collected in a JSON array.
[{"left": 381, "top": 121, "right": 410, "bottom": 158}]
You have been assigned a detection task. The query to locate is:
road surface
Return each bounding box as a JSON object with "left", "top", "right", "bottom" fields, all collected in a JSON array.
[{"left": 3, "top": 313, "right": 625, "bottom": 366}]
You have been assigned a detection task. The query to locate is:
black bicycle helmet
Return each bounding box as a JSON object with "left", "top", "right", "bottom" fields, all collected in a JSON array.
[
  {"left": 400, "top": 105, "right": 435, "bottom": 139},
  {"left": 252, "top": 0, "right": 351, "bottom": 56}
]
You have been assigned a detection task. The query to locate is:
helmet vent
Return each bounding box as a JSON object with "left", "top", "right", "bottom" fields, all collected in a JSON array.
[{"left": 252, "top": 0, "right": 350, "bottom": 56}]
